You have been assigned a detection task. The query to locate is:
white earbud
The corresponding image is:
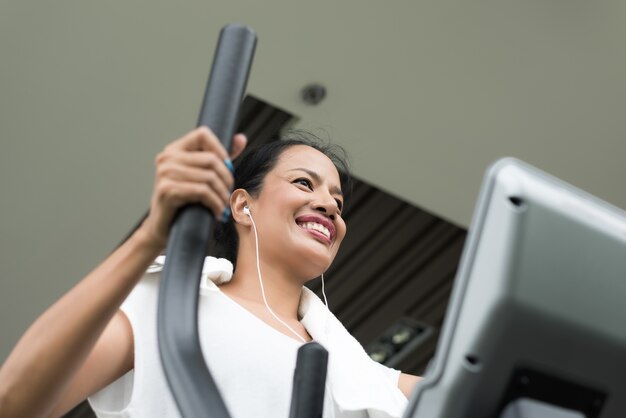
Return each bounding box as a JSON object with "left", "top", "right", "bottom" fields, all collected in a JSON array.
[{"left": 243, "top": 206, "right": 250, "bottom": 216}]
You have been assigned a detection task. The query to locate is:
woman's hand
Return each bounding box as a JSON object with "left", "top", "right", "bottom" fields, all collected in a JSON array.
[{"left": 140, "top": 127, "right": 247, "bottom": 250}]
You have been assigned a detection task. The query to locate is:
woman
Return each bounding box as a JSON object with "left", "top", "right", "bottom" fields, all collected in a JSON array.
[{"left": 0, "top": 127, "right": 420, "bottom": 417}]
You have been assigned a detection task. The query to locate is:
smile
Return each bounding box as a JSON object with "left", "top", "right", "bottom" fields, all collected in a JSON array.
[
  {"left": 297, "top": 221, "right": 331, "bottom": 240},
  {"left": 295, "top": 214, "right": 336, "bottom": 243}
]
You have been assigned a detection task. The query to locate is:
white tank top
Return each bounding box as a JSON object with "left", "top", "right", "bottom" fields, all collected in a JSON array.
[{"left": 89, "top": 258, "right": 408, "bottom": 418}]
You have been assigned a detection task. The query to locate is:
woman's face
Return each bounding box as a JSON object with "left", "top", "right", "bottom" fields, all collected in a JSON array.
[{"left": 247, "top": 145, "right": 347, "bottom": 278}]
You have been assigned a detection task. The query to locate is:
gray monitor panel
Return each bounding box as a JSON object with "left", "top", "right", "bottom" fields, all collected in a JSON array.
[{"left": 405, "top": 158, "right": 626, "bottom": 418}]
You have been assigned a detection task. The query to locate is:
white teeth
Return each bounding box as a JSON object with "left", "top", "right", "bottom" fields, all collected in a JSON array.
[{"left": 298, "top": 221, "right": 331, "bottom": 239}]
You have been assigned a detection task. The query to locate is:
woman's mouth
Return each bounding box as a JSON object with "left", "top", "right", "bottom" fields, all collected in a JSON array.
[
  {"left": 297, "top": 221, "right": 331, "bottom": 240},
  {"left": 295, "top": 215, "right": 336, "bottom": 244}
]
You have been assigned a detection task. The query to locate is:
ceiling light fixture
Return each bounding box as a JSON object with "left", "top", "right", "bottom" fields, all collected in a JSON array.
[{"left": 301, "top": 83, "right": 327, "bottom": 105}]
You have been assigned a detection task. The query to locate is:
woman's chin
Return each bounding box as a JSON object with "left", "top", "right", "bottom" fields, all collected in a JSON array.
[
  {"left": 291, "top": 248, "right": 333, "bottom": 279},
  {"left": 289, "top": 252, "right": 334, "bottom": 291}
]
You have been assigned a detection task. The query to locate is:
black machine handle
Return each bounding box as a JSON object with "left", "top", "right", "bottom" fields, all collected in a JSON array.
[
  {"left": 289, "top": 342, "right": 329, "bottom": 418},
  {"left": 157, "top": 24, "right": 256, "bottom": 418}
]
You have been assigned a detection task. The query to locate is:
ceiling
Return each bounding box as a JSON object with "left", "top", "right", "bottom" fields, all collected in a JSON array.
[{"left": 2, "top": 1, "right": 626, "bottom": 364}]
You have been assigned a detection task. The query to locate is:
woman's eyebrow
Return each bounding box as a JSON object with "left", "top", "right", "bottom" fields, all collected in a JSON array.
[{"left": 288, "top": 168, "right": 343, "bottom": 197}]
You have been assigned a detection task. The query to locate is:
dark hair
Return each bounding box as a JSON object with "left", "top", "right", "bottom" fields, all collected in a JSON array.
[{"left": 214, "top": 131, "right": 352, "bottom": 266}]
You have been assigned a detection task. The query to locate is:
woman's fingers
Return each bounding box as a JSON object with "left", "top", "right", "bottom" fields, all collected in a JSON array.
[
  {"left": 169, "top": 127, "right": 228, "bottom": 157},
  {"left": 230, "top": 133, "right": 247, "bottom": 160},
  {"left": 155, "top": 161, "right": 232, "bottom": 204},
  {"left": 147, "top": 127, "right": 247, "bottom": 243},
  {"left": 167, "top": 127, "right": 246, "bottom": 161},
  {"left": 156, "top": 178, "right": 228, "bottom": 217},
  {"left": 156, "top": 151, "right": 234, "bottom": 192}
]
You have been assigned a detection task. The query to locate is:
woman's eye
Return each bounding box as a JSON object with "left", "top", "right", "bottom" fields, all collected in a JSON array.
[
  {"left": 336, "top": 200, "right": 343, "bottom": 213},
  {"left": 294, "top": 178, "right": 313, "bottom": 189}
]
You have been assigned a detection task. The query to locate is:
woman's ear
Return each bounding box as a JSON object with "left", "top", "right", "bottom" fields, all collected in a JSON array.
[{"left": 230, "top": 189, "right": 251, "bottom": 225}]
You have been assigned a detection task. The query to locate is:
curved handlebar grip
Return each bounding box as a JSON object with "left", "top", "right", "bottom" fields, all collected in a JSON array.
[
  {"left": 157, "top": 24, "right": 256, "bottom": 418},
  {"left": 289, "top": 342, "right": 329, "bottom": 418}
]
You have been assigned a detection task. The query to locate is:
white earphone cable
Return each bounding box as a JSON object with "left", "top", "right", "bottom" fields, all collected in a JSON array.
[
  {"left": 247, "top": 209, "right": 308, "bottom": 344},
  {"left": 320, "top": 272, "right": 332, "bottom": 338},
  {"left": 320, "top": 273, "right": 329, "bottom": 308}
]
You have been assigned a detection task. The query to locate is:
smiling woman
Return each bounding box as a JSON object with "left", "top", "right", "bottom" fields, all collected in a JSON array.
[
  {"left": 214, "top": 133, "right": 352, "bottom": 271},
  {"left": 0, "top": 127, "right": 419, "bottom": 418}
]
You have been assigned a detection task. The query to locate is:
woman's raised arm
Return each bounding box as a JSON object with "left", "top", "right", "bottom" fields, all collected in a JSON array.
[
  {"left": 0, "top": 128, "right": 246, "bottom": 418},
  {"left": 0, "top": 226, "right": 162, "bottom": 418}
]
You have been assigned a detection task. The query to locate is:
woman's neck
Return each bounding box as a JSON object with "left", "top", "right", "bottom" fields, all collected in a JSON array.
[{"left": 220, "top": 256, "right": 305, "bottom": 321}]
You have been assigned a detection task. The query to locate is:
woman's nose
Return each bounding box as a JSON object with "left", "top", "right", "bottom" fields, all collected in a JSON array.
[{"left": 313, "top": 195, "right": 339, "bottom": 219}]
